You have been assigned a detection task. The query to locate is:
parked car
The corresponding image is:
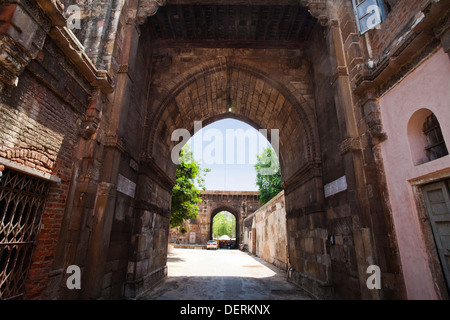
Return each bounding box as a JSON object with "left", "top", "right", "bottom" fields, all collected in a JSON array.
[{"left": 206, "top": 240, "right": 218, "bottom": 250}]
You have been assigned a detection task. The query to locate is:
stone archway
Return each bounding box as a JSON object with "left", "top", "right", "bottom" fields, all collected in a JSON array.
[
  {"left": 144, "top": 56, "right": 321, "bottom": 183},
  {"left": 2, "top": 0, "right": 414, "bottom": 301},
  {"left": 203, "top": 191, "right": 262, "bottom": 247},
  {"left": 132, "top": 48, "right": 325, "bottom": 298}
]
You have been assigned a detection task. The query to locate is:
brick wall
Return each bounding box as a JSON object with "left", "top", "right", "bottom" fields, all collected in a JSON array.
[
  {"left": 0, "top": 36, "right": 90, "bottom": 299},
  {"left": 366, "top": 0, "right": 423, "bottom": 61}
]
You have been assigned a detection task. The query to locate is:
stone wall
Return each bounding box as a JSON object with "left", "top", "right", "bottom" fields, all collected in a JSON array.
[
  {"left": 0, "top": 27, "right": 93, "bottom": 298},
  {"left": 243, "top": 191, "right": 288, "bottom": 271},
  {"left": 378, "top": 48, "right": 450, "bottom": 300}
]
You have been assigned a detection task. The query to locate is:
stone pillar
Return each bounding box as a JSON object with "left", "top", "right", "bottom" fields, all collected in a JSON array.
[
  {"left": 324, "top": 11, "right": 381, "bottom": 301},
  {"left": 125, "top": 159, "right": 173, "bottom": 298}
]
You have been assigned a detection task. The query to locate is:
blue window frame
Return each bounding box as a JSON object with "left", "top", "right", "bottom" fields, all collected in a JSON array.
[{"left": 352, "top": 0, "right": 387, "bottom": 34}]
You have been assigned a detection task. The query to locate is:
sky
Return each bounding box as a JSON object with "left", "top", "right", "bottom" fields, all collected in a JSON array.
[{"left": 188, "top": 119, "right": 271, "bottom": 191}]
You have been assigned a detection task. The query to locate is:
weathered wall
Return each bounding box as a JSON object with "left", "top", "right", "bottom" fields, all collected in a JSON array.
[
  {"left": 352, "top": 0, "right": 450, "bottom": 300},
  {"left": 0, "top": 18, "right": 93, "bottom": 298},
  {"left": 378, "top": 48, "right": 450, "bottom": 299},
  {"left": 243, "top": 191, "right": 288, "bottom": 271},
  {"left": 364, "top": 0, "right": 424, "bottom": 63}
]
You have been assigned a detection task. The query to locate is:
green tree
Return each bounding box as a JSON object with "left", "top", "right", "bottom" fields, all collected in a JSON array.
[
  {"left": 254, "top": 146, "right": 282, "bottom": 204},
  {"left": 170, "top": 144, "right": 210, "bottom": 228},
  {"left": 212, "top": 212, "right": 236, "bottom": 238}
]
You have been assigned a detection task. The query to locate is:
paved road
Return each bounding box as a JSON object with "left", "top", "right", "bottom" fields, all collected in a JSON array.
[{"left": 144, "top": 248, "right": 312, "bottom": 300}]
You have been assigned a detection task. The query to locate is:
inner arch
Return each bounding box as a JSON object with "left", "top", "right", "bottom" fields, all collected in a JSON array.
[{"left": 145, "top": 58, "right": 320, "bottom": 187}]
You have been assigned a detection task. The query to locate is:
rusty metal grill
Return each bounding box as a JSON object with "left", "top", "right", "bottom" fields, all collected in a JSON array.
[{"left": 0, "top": 168, "right": 50, "bottom": 300}]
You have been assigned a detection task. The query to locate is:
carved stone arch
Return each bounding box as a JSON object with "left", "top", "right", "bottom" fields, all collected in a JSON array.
[{"left": 143, "top": 57, "right": 321, "bottom": 187}]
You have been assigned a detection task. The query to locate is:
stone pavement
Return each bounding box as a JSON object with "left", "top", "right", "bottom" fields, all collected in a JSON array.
[{"left": 143, "top": 248, "right": 312, "bottom": 300}]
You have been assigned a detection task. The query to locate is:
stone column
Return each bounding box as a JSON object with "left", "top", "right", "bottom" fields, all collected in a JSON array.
[{"left": 325, "top": 13, "right": 381, "bottom": 301}]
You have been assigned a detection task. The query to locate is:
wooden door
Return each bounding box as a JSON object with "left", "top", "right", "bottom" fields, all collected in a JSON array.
[
  {"left": 422, "top": 180, "right": 450, "bottom": 291},
  {"left": 252, "top": 228, "right": 257, "bottom": 255}
]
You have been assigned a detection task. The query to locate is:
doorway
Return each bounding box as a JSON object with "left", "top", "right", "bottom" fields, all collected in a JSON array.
[{"left": 422, "top": 180, "right": 450, "bottom": 293}]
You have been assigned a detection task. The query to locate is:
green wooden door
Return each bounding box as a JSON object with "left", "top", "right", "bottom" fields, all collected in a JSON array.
[{"left": 422, "top": 180, "right": 450, "bottom": 292}]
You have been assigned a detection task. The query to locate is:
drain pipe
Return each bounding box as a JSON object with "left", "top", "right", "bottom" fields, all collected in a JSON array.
[{"left": 365, "top": 33, "right": 376, "bottom": 70}]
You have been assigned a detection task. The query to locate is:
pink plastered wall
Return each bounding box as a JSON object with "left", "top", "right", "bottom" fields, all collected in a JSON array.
[{"left": 379, "top": 48, "right": 450, "bottom": 299}]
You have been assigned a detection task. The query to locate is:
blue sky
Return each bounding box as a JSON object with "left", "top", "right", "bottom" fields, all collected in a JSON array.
[{"left": 188, "top": 119, "right": 271, "bottom": 191}]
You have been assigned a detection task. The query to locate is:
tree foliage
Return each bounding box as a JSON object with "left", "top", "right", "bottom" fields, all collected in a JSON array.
[
  {"left": 170, "top": 144, "right": 210, "bottom": 228},
  {"left": 254, "top": 146, "right": 282, "bottom": 204}
]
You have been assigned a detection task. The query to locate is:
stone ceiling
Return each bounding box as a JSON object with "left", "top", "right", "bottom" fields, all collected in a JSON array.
[{"left": 146, "top": 3, "right": 317, "bottom": 48}]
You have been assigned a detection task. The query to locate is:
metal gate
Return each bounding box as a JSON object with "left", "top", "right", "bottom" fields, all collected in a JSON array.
[{"left": 0, "top": 168, "right": 50, "bottom": 300}]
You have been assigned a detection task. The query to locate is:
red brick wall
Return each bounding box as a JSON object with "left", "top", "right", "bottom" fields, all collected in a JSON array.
[
  {"left": 367, "top": 0, "right": 423, "bottom": 60},
  {"left": 0, "top": 37, "right": 90, "bottom": 299}
]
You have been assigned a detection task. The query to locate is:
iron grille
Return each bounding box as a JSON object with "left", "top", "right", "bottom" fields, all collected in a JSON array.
[
  {"left": 0, "top": 168, "right": 50, "bottom": 300},
  {"left": 423, "top": 113, "right": 449, "bottom": 161}
]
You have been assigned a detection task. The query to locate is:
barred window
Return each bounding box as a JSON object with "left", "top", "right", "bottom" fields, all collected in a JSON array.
[
  {"left": 0, "top": 168, "right": 50, "bottom": 300},
  {"left": 423, "top": 113, "right": 449, "bottom": 162}
]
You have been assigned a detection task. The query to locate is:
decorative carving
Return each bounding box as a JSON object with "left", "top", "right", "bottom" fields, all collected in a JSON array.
[
  {"left": 0, "top": 4, "right": 47, "bottom": 86},
  {"left": 104, "top": 134, "right": 126, "bottom": 153},
  {"left": 339, "top": 137, "right": 362, "bottom": 155},
  {"left": 300, "top": 0, "right": 330, "bottom": 27},
  {"left": 79, "top": 90, "right": 103, "bottom": 139},
  {"left": 137, "top": 0, "right": 166, "bottom": 24}
]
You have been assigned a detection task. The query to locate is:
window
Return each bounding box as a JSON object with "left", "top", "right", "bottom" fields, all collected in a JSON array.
[
  {"left": 423, "top": 113, "right": 449, "bottom": 162},
  {"left": 0, "top": 168, "right": 50, "bottom": 299},
  {"left": 407, "top": 109, "right": 449, "bottom": 166},
  {"left": 352, "top": 0, "right": 387, "bottom": 34}
]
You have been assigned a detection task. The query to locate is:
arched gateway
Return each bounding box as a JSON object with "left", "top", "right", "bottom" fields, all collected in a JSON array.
[{"left": 6, "top": 0, "right": 448, "bottom": 301}]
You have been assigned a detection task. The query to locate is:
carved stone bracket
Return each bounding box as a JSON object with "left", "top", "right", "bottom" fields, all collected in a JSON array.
[
  {"left": 137, "top": 0, "right": 166, "bottom": 24},
  {"left": 434, "top": 10, "right": 450, "bottom": 55},
  {"left": 0, "top": 3, "right": 47, "bottom": 86},
  {"left": 104, "top": 134, "right": 126, "bottom": 153},
  {"left": 360, "top": 96, "right": 388, "bottom": 145},
  {"left": 339, "top": 137, "right": 362, "bottom": 155},
  {"left": 79, "top": 89, "right": 103, "bottom": 139},
  {"left": 300, "top": 0, "right": 330, "bottom": 27}
]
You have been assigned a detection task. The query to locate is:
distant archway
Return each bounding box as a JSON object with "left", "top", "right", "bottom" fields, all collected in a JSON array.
[
  {"left": 210, "top": 207, "right": 239, "bottom": 246},
  {"left": 211, "top": 210, "right": 238, "bottom": 248}
]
